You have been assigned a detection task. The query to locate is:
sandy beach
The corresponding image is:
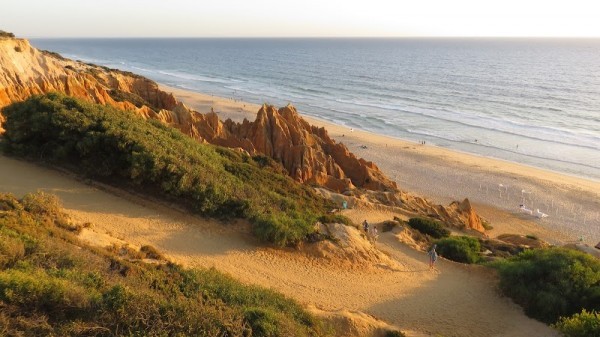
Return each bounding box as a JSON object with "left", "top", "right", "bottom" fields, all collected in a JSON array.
[{"left": 160, "top": 84, "right": 600, "bottom": 246}]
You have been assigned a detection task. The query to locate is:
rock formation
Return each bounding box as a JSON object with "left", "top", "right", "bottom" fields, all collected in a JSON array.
[
  {"left": 0, "top": 37, "right": 396, "bottom": 192},
  {"left": 0, "top": 37, "right": 485, "bottom": 232},
  {"left": 171, "top": 104, "right": 397, "bottom": 191}
]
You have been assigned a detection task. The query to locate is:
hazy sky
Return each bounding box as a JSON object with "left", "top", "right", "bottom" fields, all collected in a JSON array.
[{"left": 3, "top": 0, "right": 600, "bottom": 38}]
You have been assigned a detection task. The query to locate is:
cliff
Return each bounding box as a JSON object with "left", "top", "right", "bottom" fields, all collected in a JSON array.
[
  {"left": 0, "top": 38, "right": 396, "bottom": 192},
  {"left": 162, "top": 104, "right": 396, "bottom": 191},
  {"left": 0, "top": 37, "right": 484, "bottom": 232}
]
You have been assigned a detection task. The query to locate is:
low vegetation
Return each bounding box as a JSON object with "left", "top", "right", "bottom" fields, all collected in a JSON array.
[
  {"left": 381, "top": 220, "right": 400, "bottom": 232},
  {"left": 40, "top": 49, "right": 67, "bottom": 61},
  {"left": 492, "top": 247, "right": 600, "bottom": 324},
  {"left": 384, "top": 330, "right": 406, "bottom": 337},
  {"left": 552, "top": 309, "right": 600, "bottom": 337},
  {"left": 407, "top": 217, "right": 450, "bottom": 239},
  {"left": 318, "top": 214, "right": 353, "bottom": 227},
  {"left": 1, "top": 93, "right": 344, "bottom": 246},
  {"left": 108, "top": 89, "right": 158, "bottom": 111},
  {"left": 0, "top": 30, "right": 15, "bottom": 38},
  {"left": 436, "top": 236, "right": 481, "bottom": 264},
  {"left": 0, "top": 192, "right": 330, "bottom": 336}
]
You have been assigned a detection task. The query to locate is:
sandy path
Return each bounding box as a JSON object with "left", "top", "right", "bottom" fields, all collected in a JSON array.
[
  {"left": 161, "top": 84, "right": 600, "bottom": 245},
  {"left": 0, "top": 155, "right": 556, "bottom": 337}
]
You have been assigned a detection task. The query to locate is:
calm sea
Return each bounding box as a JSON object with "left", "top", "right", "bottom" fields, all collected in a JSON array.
[{"left": 31, "top": 38, "right": 600, "bottom": 181}]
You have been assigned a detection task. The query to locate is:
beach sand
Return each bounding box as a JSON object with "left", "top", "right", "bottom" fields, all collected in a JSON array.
[
  {"left": 161, "top": 84, "right": 600, "bottom": 245},
  {"left": 0, "top": 154, "right": 556, "bottom": 336}
]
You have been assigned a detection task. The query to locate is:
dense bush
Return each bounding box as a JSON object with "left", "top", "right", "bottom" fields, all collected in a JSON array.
[
  {"left": 436, "top": 236, "right": 481, "bottom": 264},
  {"left": 493, "top": 248, "right": 600, "bottom": 323},
  {"left": 407, "top": 217, "right": 450, "bottom": 239},
  {"left": 2, "top": 93, "right": 335, "bottom": 246},
  {"left": 108, "top": 88, "right": 156, "bottom": 110},
  {"left": 318, "top": 214, "right": 352, "bottom": 226},
  {"left": 384, "top": 330, "right": 406, "bottom": 337},
  {"left": 0, "top": 30, "right": 15, "bottom": 38},
  {"left": 0, "top": 192, "right": 330, "bottom": 336},
  {"left": 553, "top": 309, "right": 600, "bottom": 337},
  {"left": 40, "top": 49, "right": 67, "bottom": 61},
  {"left": 381, "top": 220, "right": 400, "bottom": 232}
]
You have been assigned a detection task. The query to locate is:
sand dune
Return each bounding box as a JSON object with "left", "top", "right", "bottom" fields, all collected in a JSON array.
[{"left": 0, "top": 155, "right": 556, "bottom": 336}]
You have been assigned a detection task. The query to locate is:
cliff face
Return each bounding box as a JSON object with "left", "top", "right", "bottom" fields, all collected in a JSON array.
[
  {"left": 161, "top": 104, "right": 397, "bottom": 191},
  {"left": 0, "top": 38, "right": 486, "bottom": 232},
  {"left": 0, "top": 38, "right": 396, "bottom": 193},
  {"left": 0, "top": 38, "right": 177, "bottom": 133}
]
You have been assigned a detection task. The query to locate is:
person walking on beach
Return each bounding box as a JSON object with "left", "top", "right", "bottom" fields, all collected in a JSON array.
[{"left": 428, "top": 244, "right": 438, "bottom": 270}]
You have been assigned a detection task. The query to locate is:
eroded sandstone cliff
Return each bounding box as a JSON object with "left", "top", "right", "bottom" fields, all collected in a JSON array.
[
  {"left": 0, "top": 37, "right": 485, "bottom": 232},
  {"left": 0, "top": 37, "right": 396, "bottom": 192}
]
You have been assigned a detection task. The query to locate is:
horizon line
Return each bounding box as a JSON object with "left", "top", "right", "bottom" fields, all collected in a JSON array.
[{"left": 27, "top": 35, "right": 600, "bottom": 39}]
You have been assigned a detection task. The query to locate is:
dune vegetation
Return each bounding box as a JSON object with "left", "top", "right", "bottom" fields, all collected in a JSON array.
[
  {"left": 552, "top": 309, "right": 600, "bottom": 337},
  {"left": 493, "top": 247, "right": 600, "bottom": 330},
  {"left": 1, "top": 93, "right": 346, "bottom": 247},
  {"left": 435, "top": 236, "right": 481, "bottom": 264},
  {"left": 0, "top": 191, "right": 330, "bottom": 336},
  {"left": 407, "top": 217, "right": 450, "bottom": 239},
  {"left": 0, "top": 30, "right": 15, "bottom": 38}
]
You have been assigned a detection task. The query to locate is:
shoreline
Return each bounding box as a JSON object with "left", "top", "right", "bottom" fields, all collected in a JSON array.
[{"left": 160, "top": 83, "right": 600, "bottom": 245}]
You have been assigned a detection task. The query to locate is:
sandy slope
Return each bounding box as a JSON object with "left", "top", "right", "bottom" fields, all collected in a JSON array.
[{"left": 0, "top": 155, "right": 556, "bottom": 337}]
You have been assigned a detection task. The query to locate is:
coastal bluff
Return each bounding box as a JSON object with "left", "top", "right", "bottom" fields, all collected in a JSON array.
[
  {"left": 0, "top": 37, "right": 395, "bottom": 193},
  {"left": 0, "top": 37, "right": 485, "bottom": 233}
]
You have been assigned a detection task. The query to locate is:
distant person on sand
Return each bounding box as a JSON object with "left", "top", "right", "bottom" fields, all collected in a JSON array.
[
  {"left": 428, "top": 244, "right": 438, "bottom": 270},
  {"left": 362, "top": 220, "right": 369, "bottom": 233}
]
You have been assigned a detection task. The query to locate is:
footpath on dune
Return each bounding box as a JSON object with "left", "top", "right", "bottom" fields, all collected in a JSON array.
[{"left": 0, "top": 154, "right": 557, "bottom": 337}]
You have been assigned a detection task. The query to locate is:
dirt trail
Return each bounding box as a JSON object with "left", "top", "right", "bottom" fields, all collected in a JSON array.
[{"left": 0, "top": 155, "right": 557, "bottom": 337}]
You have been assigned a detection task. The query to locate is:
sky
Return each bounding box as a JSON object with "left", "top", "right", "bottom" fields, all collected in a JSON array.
[{"left": 2, "top": 0, "right": 600, "bottom": 38}]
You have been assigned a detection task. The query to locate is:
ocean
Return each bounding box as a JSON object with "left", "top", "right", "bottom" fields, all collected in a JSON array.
[{"left": 30, "top": 38, "right": 600, "bottom": 181}]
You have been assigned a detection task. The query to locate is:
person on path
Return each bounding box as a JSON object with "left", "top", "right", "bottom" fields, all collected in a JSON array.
[
  {"left": 428, "top": 244, "right": 438, "bottom": 270},
  {"left": 362, "top": 220, "right": 369, "bottom": 233},
  {"left": 372, "top": 226, "right": 378, "bottom": 242}
]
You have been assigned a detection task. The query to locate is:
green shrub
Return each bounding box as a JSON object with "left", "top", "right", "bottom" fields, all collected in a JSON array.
[
  {"left": 407, "top": 217, "right": 450, "bottom": 239},
  {"left": 0, "top": 30, "right": 15, "bottom": 38},
  {"left": 139, "top": 245, "right": 165, "bottom": 260},
  {"left": 245, "top": 307, "right": 279, "bottom": 337},
  {"left": 2, "top": 93, "right": 334, "bottom": 246},
  {"left": 0, "top": 193, "right": 329, "bottom": 336},
  {"left": 384, "top": 330, "right": 406, "bottom": 337},
  {"left": 0, "top": 269, "right": 94, "bottom": 316},
  {"left": 493, "top": 247, "right": 600, "bottom": 323},
  {"left": 318, "top": 214, "right": 352, "bottom": 226},
  {"left": 21, "top": 191, "right": 62, "bottom": 218},
  {"left": 525, "top": 234, "right": 539, "bottom": 240},
  {"left": 553, "top": 309, "right": 600, "bottom": 337},
  {"left": 0, "top": 193, "right": 22, "bottom": 211},
  {"left": 108, "top": 89, "right": 156, "bottom": 110},
  {"left": 436, "top": 236, "right": 481, "bottom": 264},
  {"left": 40, "top": 49, "right": 67, "bottom": 61},
  {"left": 482, "top": 220, "right": 493, "bottom": 230},
  {"left": 381, "top": 220, "right": 400, "bottom": 232}
]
